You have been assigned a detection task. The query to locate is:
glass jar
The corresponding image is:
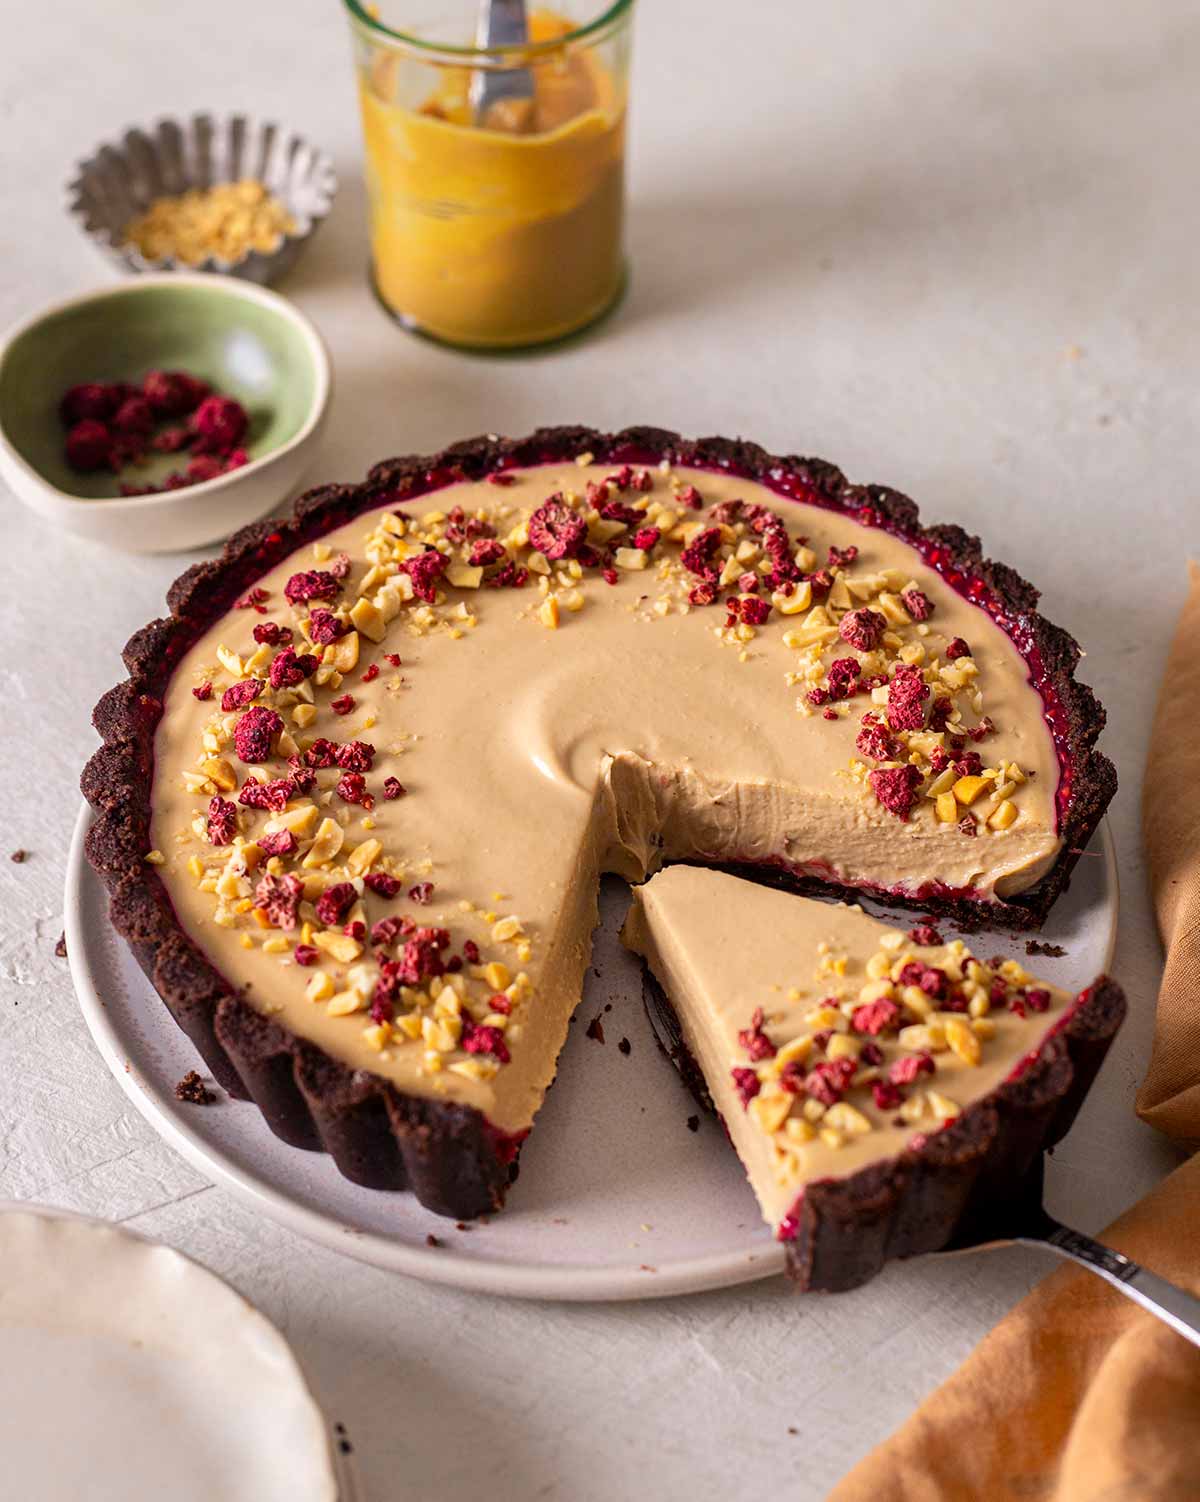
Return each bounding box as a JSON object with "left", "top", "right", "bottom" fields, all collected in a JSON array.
[{"left": 341, "top": 1, "right": 634, "bottom": 350}]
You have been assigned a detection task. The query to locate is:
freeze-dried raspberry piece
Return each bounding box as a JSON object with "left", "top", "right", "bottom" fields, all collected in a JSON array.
[
  {"left": 206, "top": 796, "right": 238, "bottom": 845},
  {"left": 368, "top": 993, "right": 395, "bottom": 1025},
  {"left": 861, "top": 1042, "right": 884, "bottom": 1067},
  {"left": 462, "top": 939, "right": 481, "bottom": 964},
  {"left": 254, "top": 872, "right": 303, "bottom": 929},
  {"left": 868, "top": 763, "right": 922, "bottom": 820},
  {"left": 825, "top": 657, "right": 862, "bottom": 702},
  {"left": 303, "top": 738, "right": 339, "bottom": 768},
  {"left": 233, "top": 705, "right": 282, "bottom": 763},
  {"left": 958, "top": 815, "right": 977, "bottom": 837},
  {"left": 143, "top": 369, "right": 209, "bottom": 417},
  {"left": 370, "top": 915, "right": 414, "bottom": 950},
  {"left": 805, "top": 1058, "right": 857, "bottom": 1106},
  {"left": 334, "top": 741, "right": 375, "bottom": 772},
  {"left": 886, "top": 665, "right": 929, "bottom": 732},
  {"left": 838, "top": 608, "right": 886, "bottom": 651},
  {"left": 1025, "top": 988, "right": 1051, "bottom": 1013},
  {"left": 151, "top": 424, "right": 191, "bottom": 453},
  {"left": 336, "top": 771, "right": 370, "bottom": 805},
  {"left": 688, "top": 581, "right": 718, "bottom": 607},
  {"left": 967, "top": 716, "right": 995, "bottom": 743},
  {"left": 401, "top": 547, "right": 448, "bottom": 601},
  {"left": 709, "top": 498, "right": 743, "bottom": 527},
  {"left": 901, "top": 588, "right": 933, "bottom": 621},
  {"left": 528, "top": 495, "right": 587, "bottom": 560},
  {"left": 872, "top": 1080, "right": 905, "bottom": 1111},
  {"left": 186, "top": 454, "right": 224, "bottom": 484},
  {"left": 237, "top": 587, "right": 268, "bottom": 610},
  {"left": 738, "top": 596, "right": 771, "bottom": 626},
  {"left": 888, "top": 1051, "right": 936, "bottom": 1086},
  {"left": 112, "top": 395, "right": 155, "bottom": 437},
  {"left": 469, "top": 538, "right": 507, "bottom": 568},
  {"left": 284, "top": 570, "right": 341, "bottom": 605},
  {"left": 945, "top": 637, "right": 970, "bottom": 660},
  {"left": 268, "top": 648, "right": 318, "bottom": 690},
  {"left": 307, "top": 609, "right": 348, "bottom": 644},
  {"left": 953, "top": 751, "right": 983, "bottom": 778},
  {"left": 60, "top": 382, "right": 119, "bottom": 424},
  {"left": 331, "top": 694, "right": 355, "bottom": 716},
  {"left": 481, "top": 559, "right": 521, "bottom": 589},
  {"left": 395, "top": 926, "right": 450, "bottom": 984},
  {"left": 731, "top": 1067, "right": 761, "bottom": 1107},
  {"left": 461, "top": 1021, "right": 511, "bottom": 1064},
  {"left": 315, "top": 882, "right": 357, "bottom": 926},
  {"left": 908, "top": 923, "right": 943, "bottom": 946},
  {"left": 676, "top": 483, "right": 702, "bottom": 509},
  {"left": 64, "top": 419, "right": 113, "bottom": 471},
  {"left": 382, "top": 777, "right": 407, "bottom": 800},
  {"left": 898, "top": 961, "right": 948, "bottom": 998},
  {"left": 827, "top": 544, "right": 858, "bottom": 568},
  {"left": 487, "top": 470, "right": 516, "bottom": 486},
  {"left": 257, "top": 830, "right": 297, "bottom": 858},
  {"left": 192, "top": 682, "right": 212, "bottom": 701},
  {"left": 327, "top": 551, "right": 352, "bottom": 579},
  {"left": 806, "top": 568, "right": 833, "bottom": 599},
  {"left": 408, "top": 882, "right": 434, "bottom": 905},
  {"left": 189, "top": 394, "right": 248, "bottom": 455},
  {"left": 219, "top": 678, "right": 263, "bottom": 712},
  {"left": 599, "top": 499, "right": 640, "bottom": 526},
  {"left": 855, "top": 715, "right": 901, "bottom": 762},
  {"left": 238, "top": 777, "right": 294, "bottom": 812},
  {"left": 364, "top": 872, "right": 402, "bottom": 897},
  {"left": 737, "top": 1007, "right": 776, "bottom": 1061},
  {"left": 680, "top": 526, "right": 722, "bottom": 579},
  {"left": 632, "top": 526, "right": 660, "bottom": 552},
  {"left": 253, "top": 621, "right": 292, "bottom": 646},
  {"left": 737, "top": 573, "right": 760, "bottom": 595},
  {"left": 851, "top": 999, "right": 901, "bottom": 1036}
]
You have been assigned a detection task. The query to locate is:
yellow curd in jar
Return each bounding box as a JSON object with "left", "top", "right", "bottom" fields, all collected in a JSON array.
[{"left": 358, "top": 11, "right": 626, "bottom": 348}]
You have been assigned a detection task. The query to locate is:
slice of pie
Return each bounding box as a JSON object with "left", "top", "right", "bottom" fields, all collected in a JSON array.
[
  {"left": 623, "top": 865, "right": 1124, "bottom": 1289},
  {"left": 82, "top": 427, "right": 1117, "bottom": 1237}
]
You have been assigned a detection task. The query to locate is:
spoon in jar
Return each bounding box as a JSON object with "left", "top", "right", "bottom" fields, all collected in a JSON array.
[{"left": 470, "top": 0, "right": 536, "bottom": 129}]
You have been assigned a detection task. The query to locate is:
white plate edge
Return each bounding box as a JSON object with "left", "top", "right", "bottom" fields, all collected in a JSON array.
[{"left": 0, "top": 1198, "right": 342, "bottom": 1501}]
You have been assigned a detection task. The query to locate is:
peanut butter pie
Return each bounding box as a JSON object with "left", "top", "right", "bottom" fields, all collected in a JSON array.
[
  {"left": 82, "top": 427, "right": 1117, "bottom": 1255},
  {"left": 624, "top": 866, "right": 1123, "bottom": 1289}
]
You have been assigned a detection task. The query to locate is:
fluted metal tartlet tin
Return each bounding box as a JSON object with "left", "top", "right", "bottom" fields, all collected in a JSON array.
[{"left": 66, "top": 114, "right": 337, "bottom": 285}]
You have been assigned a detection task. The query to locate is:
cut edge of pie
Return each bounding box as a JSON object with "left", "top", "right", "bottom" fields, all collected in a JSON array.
[{"left": 81, "top": 425, "right": 1119, "bottom": 1235}]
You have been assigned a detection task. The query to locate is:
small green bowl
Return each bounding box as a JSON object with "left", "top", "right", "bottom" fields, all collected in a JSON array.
[{"left": 0, "top": 274, "right": 330, "bottom": 552}]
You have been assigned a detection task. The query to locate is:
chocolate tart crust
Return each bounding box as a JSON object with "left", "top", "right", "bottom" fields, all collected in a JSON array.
[{"left": 81, "top": 427, "right": 1118, "bottom": 1234}]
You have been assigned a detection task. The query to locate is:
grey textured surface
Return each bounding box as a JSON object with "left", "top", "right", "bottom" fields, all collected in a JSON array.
[{"left": 1, "top": 1, "right": 1193, "bottom": 1496}]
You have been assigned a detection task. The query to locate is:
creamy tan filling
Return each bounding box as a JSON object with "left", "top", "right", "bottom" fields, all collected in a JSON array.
[
  {"left": 150, "top": 463, "right": 1062, "bottom": 1135},
  {"left": 622, "top": 865, "right": 1075, "bottom": 1228}
]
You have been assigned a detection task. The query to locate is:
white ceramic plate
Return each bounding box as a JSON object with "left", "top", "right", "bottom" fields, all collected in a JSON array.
[
  {"left": 66, "top": 803, "right": 1118, "bottom": 1301},
  {"left": 0, "top": 1202, "right": 351, "bottom": 1502}
]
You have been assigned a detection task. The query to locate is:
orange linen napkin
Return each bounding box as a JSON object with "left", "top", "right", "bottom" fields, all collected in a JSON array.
[{"left": 831, "top": 563, "right": 1200, "bottom": 1502}]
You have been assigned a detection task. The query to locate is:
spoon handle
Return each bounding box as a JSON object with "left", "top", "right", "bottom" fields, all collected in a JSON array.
[
  {"left": 1017, "top": 1220, "right": 1200, "bottom": 1349},
  {"left": 471, "top": 0, "right": 534, "bottom": 121}
]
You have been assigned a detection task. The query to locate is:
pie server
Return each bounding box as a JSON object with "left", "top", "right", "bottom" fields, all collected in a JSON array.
[{"left": 941, "top": 1156, "right": 1200, "bottom": 1348}]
